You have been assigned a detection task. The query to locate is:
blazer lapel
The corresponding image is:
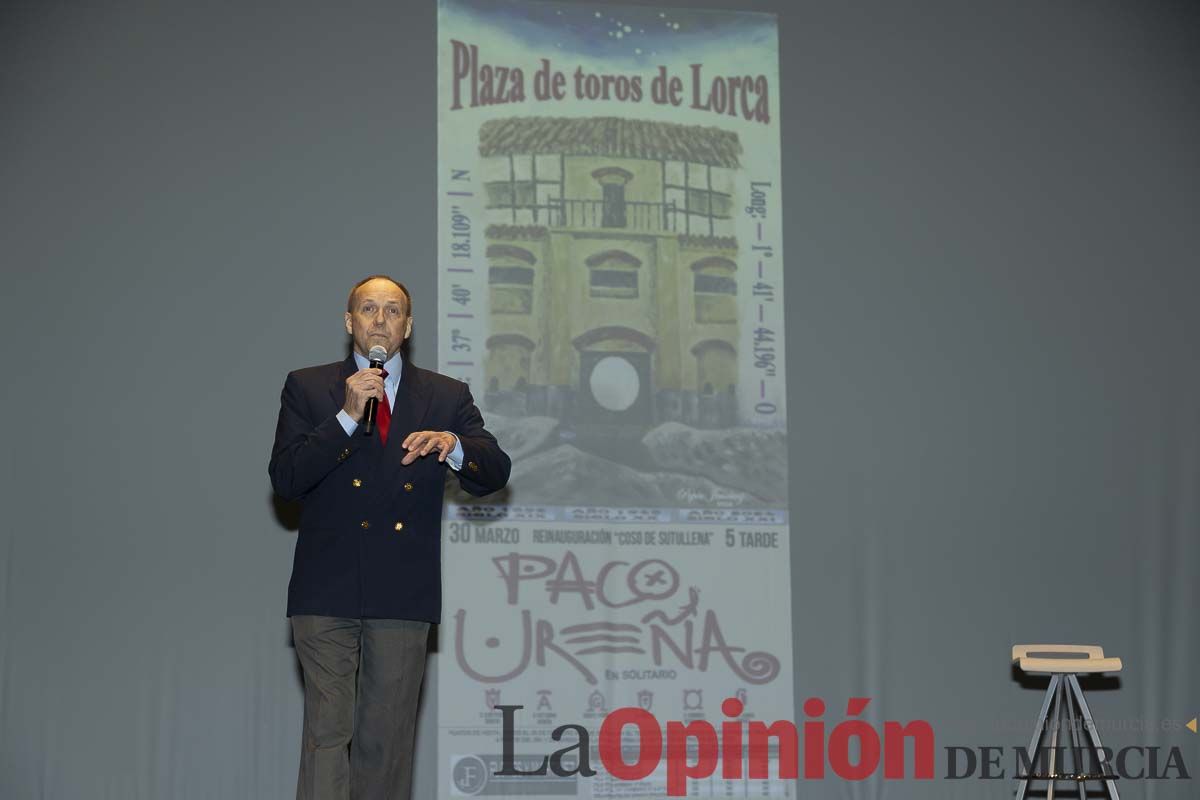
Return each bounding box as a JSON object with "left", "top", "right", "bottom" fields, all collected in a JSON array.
[
  {"left": 328, "top": 354, "right": 357, "bottom": 418},
  {"left": 383, "top": 359, "right": 435, "bottom": 465}
]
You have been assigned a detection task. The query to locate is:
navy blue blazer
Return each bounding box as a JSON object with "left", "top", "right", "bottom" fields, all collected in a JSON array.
[{"left": 268, "top": 355, "right": 510, "bottom": 622}]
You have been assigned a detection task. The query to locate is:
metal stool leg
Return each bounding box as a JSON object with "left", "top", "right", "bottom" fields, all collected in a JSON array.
[
  {"left": 1045, "top": 677, "right": 1066, "bottom": 800},
  {"left": 1067, "top": 674, "right": 1120, "bottom": 800},
  {"left": 1061, "top": 672, "right": 1088, "bottom": 799},
  {"left": 1016, "top": 674, "right": 1061, "bottom": 800}
]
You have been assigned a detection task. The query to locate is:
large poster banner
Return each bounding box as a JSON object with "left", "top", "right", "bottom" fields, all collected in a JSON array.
[{"left": 437, "top": 2, "right": 788, "bottom": 796}]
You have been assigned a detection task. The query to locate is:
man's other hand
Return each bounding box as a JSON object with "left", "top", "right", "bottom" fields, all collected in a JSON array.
[{"left": 401, "top": 431, "right": 457, "bottom": 465}]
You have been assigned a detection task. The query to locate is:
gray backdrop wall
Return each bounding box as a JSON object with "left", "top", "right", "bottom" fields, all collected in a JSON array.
[{"left": 2, "top": 1, "right": 1197, "bottom": 798}]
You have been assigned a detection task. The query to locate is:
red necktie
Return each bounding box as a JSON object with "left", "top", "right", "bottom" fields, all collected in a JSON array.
[{"left": 376, "top": 368, "right": 391, "bottom": 445}]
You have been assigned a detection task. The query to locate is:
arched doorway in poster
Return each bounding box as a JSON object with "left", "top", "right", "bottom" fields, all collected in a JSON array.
[{"left": 573, "top": 325, "right": 654, "bottom": 428}]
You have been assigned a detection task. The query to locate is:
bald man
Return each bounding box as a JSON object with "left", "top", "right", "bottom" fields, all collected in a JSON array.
[{"left": 269, "top": 275, "right": 510, "bottom": 800}]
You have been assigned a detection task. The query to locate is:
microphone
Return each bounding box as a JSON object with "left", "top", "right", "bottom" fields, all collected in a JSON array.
[{"left": 362, "top": 344, "right": 388, "bottom": 435}]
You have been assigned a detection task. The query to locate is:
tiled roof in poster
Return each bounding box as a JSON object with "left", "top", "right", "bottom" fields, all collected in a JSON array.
[{"left": 478, "top": 116, "right": 742, "bottom": 169}]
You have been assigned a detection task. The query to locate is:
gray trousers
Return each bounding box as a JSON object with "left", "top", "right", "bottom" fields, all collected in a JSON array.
[{"left": 291, "top": 615, "right": 430, "bottom": 800}]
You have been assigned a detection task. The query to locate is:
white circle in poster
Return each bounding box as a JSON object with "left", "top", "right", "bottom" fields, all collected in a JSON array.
[{"left": 589, "top": 356, "right": 639, "bottom": 411}]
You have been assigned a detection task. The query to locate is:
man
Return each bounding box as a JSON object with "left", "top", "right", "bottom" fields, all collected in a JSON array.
[{"left": 269, "top": 275, "right": 510, "bottom": 800}]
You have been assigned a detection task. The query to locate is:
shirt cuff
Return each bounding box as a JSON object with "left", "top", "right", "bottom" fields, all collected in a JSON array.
[
  {"left": 445, "top": 433, "right": 464, "bottom": 471},
  {"left": 336, "top": 409, "right": 359, "bottom": 437}
]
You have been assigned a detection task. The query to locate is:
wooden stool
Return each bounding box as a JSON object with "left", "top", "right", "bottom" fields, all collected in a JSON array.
[{"left": 1013, "top": 644, "right": 1123, "bottom": 800}]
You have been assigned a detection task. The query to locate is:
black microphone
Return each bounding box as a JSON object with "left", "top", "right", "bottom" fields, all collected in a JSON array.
[{"left": 362, "top": 344, "right": 388, "bottom": 435}]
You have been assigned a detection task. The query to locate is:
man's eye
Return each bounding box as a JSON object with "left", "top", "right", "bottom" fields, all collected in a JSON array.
[{"left": 387, "top": 307, "right": 398, "bottom": 315}]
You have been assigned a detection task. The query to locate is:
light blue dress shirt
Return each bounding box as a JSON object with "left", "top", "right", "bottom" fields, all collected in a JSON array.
[{"left": 335, "top": 350, "right": 464, "bottom": 471}]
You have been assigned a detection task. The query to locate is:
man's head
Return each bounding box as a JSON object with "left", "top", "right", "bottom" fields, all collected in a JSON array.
[{"left": 344, "top": 275, "right": 413, "bottom": 360}]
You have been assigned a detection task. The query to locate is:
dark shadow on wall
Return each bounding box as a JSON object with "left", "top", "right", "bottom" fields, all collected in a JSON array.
[{"left": 271, "top": 493, "right": 302, "bottom": 531}]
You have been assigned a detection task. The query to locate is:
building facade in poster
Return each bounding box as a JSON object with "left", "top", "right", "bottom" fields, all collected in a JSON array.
[{"left": 480, "top": 117, "right": 741, "bottom": 432}]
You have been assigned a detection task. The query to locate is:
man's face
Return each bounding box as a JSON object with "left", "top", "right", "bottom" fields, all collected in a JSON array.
[{"left": 344, "top": 278, "right": 413, "bottom": 359}]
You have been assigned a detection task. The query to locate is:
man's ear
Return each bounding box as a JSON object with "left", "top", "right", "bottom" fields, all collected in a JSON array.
[
  {"left": 344, "top": 311, "right": 353, "bottom": 335},
  {"left": 404, "top": 316, "right": 413, "bottom": 339}
]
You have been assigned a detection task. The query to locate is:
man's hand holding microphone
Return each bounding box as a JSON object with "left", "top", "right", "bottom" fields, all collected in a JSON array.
[{"left": 342, "top": 344, "right": 388, "bottom": 429}]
